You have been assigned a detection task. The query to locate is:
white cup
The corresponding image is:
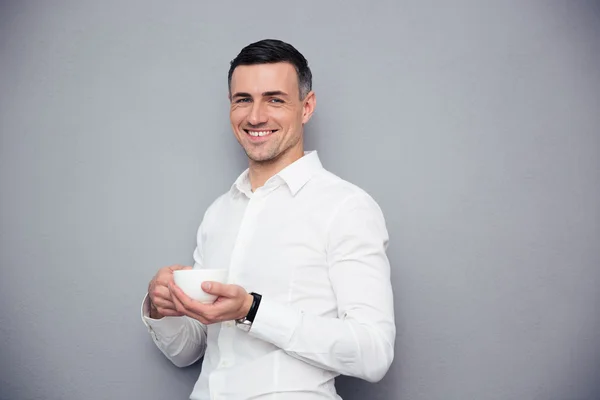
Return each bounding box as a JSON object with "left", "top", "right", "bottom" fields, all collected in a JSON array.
[{"left": 173, "top": 269, "right": 229, "bottom": 303}]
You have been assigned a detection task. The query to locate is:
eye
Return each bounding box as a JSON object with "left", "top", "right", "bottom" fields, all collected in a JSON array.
[
  {"left": 235, "top": 98, "right": 251, "bottom": 104},
  {"left": 269, "top": 98, "right": 284, "bottom": 104}
]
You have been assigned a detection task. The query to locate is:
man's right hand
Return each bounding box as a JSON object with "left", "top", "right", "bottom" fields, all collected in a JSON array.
[{"left": 148, "top": 265, "right": 192, "bottom": 319}]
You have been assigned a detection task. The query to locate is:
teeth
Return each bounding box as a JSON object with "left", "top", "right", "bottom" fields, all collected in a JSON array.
[{"left": 248, "top": 130, "right": 272, "bottom": 137}]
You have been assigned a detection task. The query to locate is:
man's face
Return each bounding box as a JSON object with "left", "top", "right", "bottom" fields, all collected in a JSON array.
[{"left": 229, "top": 62, "right": 315, "bottom": 164}]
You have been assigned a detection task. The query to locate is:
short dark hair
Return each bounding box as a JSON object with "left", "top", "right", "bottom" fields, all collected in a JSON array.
[{"left": 228, "top": 39, "right": 312, "bottom": 99}]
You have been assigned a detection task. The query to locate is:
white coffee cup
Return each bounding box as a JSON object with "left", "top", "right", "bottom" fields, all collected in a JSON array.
[{"left": 173, "top": 269, "right": 229, "bottom": 303}]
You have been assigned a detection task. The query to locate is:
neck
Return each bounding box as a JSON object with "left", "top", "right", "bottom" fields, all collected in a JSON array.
[{"left": 248, "top": 147, "right": 304, "bottom": 191}]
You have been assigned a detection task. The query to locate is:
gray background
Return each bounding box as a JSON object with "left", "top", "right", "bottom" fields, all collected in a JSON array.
[{"left": 1, "top": 1, "right": 599, "bottom": 399}]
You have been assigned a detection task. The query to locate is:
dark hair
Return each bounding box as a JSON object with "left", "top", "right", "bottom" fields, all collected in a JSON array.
[{"left": 228, "top": 39, "right": 312, "bottom": 99}]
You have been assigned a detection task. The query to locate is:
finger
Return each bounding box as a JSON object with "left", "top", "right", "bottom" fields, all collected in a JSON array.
[
  {"left": 169, "top": 283, "right": 216, "bottom": 321},
  {"left": 169, "top": 290, "right": 208, "bottom": 323},
  {"left": 152, "top": 297, "right": 179, "bottom": 311},
  {"left": 172, "top": 282, "right": 245, "bottom": 323},
  {"left": 159, "top": 309, "right": 185, "bottom": 317},
  {"left": 169, "top": 282, "right": 198, "bottom": 309},
  {"left": 155, "top": 271, "right": 176, "bottom": 286},
  {"left": 150, "top": 277, "right": 169, "bottom": 290},
  {"left": 201, "top": 281, "right": 238, "bottom": 298},
  {"left": 155, "top": 265, "right": 192, "bottom": 287},
  {"left": 149, "top": 285, "right": 172, "bottom": 300},
  {"left": 151, "top": 284, "right": 181, "bottom": 309},
  {"left": 168, "top": 264, "right": 193, "bottom": 272}
]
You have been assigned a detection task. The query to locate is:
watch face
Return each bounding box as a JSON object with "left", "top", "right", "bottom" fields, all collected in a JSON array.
[{"left": 235, "top": 319, "right": 252, "bottom": 332}]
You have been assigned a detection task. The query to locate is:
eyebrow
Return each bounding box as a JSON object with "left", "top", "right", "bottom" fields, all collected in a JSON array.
[{"left": 231, "top": 90, "right": 290, "bottom": 99}]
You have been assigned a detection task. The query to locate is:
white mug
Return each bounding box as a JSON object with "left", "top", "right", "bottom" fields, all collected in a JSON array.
[{"left": 173, "top": 269, "right": 229, "bottom": 303}]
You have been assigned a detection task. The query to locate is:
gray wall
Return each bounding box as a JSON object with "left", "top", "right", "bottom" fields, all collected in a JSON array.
[{"left": 1, "top": 1, "right": 599, "bottom": 399}]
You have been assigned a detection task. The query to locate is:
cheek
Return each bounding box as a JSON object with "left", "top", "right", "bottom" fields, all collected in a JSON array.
[
  {"left": 230, "top": 109, "right": 247, "bottom": 126},
  {"left": 271, "top": 109, "right": 296, "bottom": 127}
]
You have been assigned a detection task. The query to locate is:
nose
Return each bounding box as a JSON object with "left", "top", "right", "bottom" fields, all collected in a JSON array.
[{"left": 247, "top": 102, "right": 268, "bottom": 126}]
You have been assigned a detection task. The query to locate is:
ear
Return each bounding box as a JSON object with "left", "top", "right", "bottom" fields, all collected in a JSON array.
[{"left": 301, "top": 91, "right": 316, "bottom": 125}]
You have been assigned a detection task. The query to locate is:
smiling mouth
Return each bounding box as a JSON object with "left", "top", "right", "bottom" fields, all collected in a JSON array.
[{"left": 244, "top": 129, "right": 278, "bottom": 137}]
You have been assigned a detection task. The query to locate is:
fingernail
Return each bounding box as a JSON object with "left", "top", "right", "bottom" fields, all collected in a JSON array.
[{"left": 202, "top": 282, "right": 211, "bottom": 291}]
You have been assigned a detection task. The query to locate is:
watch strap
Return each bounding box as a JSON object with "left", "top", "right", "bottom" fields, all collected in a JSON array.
[{"left": 246, "top": 292, "right": 262, "bottom": 322}]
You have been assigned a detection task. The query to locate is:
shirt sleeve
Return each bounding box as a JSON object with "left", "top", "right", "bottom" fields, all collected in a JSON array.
[
  {"left": 140, "top": 223, "right": 209, "bottom": 368},
  {"left": 248, "top": 193, "right": 396, "bottom": 382}
]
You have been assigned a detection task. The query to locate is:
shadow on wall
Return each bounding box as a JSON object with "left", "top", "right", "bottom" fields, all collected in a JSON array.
[{"left": 337, "top": 375, "right": 393, "bottom": 400}]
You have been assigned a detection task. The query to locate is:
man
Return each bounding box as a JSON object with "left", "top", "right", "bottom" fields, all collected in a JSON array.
[{"left": 142, "top": 39, "right": 395, "bottom": 400}]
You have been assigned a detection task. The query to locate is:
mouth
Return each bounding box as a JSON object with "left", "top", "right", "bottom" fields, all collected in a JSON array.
[{"left": 244, "top": 129, "right": 278, "bottom": 138}]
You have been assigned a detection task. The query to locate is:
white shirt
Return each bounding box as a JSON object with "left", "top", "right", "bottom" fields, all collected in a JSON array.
[{"left": 141, "top": 151, "right": 395, "bottom": 400}]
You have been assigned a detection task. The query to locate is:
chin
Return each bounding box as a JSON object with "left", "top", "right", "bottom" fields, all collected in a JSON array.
[
  {"left": 248, "top": 154, "right": 277, "bottom": 163},
  {"left": 245, "top": 149, "right": 279, "bottom": 163}
]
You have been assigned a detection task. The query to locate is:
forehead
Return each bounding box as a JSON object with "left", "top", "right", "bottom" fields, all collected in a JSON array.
[{"left": 230, "top": 62, "right": 298, "bottom": 94}]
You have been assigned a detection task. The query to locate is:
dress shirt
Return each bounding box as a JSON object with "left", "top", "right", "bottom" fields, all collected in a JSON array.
[{"left": 141, "top": 151, "right": 395, "bottom": 400}]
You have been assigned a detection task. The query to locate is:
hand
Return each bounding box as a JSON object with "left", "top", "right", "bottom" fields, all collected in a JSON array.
[
  {"left": 169, "top": 281, "right": 254, "bottom": 325},
  {"left": 147, "top": 264, "right": 192, "bottom": 319}
]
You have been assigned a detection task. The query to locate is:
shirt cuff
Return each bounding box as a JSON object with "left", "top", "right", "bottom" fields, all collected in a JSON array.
[
  {"left": 247, "top": 297, "right": 302, "bottom": 349},
  {"left": 140, "top": 293, "right": 186, "bottom": 341}
]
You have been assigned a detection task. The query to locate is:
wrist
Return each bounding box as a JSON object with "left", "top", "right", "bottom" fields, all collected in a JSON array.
[{"left": 235, "top": 292, "right": 262, "bottom": 332}]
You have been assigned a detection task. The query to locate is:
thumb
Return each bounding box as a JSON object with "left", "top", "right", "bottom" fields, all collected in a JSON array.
[{"left": 202, "top": 281, "right": 224, "bottom": 295}]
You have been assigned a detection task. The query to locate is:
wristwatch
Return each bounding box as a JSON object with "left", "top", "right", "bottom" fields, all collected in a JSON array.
[{"left": 235, "top": 292, "right": 262, "bottom": 332}]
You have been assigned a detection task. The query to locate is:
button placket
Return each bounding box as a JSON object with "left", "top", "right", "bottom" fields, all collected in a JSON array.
[
  {"left": 208, "top": 370, "right": 226, "bottom": 400},
  {"left": 228, "top": 192, "right": 266, "bottom": 282},
  {"left": 216, "top": 193, "right": 265, "bottom": 373}
]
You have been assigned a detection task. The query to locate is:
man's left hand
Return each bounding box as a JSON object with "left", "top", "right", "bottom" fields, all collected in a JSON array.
[{"left": 169, "top": 281, "right": 254, "bottom": 325}]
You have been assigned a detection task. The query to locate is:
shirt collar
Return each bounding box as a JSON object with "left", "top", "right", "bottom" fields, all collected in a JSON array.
[
  {"left": 277, "top": 151, "right": 323, "bottom": 196},
  {"left": 230, "top": 151, "right": 323, "bottom": 197},
  {"left": 231, "top": 169, "right": 253, "bottom": 198}
]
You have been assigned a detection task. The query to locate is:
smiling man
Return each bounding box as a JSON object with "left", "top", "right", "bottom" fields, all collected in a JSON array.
[{"left": 142, "top": 39, "right": 396, "bottom": 400}]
